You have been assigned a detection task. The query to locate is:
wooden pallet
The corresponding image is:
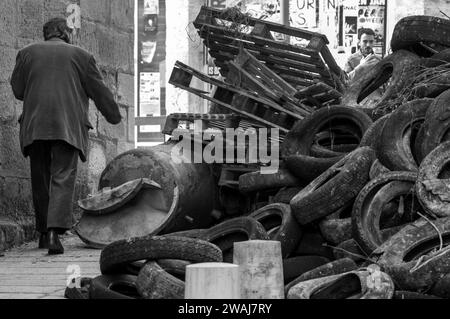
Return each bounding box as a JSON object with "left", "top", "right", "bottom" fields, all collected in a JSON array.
[
  {"left": 295, "top": 82, "right": 343, "bottom": 108},
  {"left": 169, "top": 60, "right": 305, "bottom": 134},
  {"left": 226, "top": 49, "right": 315, "bottom": 115},
  {"left": 162, "top": 113, "right": 241, "bottom": 135},
  {"left": 219, "top": 165, "right": 259, "bottom": 189},
  {"left": 194, "top": 6, "right": 346, "bottom": 91}
]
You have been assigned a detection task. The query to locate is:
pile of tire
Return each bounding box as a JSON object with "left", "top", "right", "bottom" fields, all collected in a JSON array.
[
  {"left": 66, "top": 16, "right": 450, "bottom": 299},
  {"left": 277, "top": 94, "right": 450, "bottom": 298}
]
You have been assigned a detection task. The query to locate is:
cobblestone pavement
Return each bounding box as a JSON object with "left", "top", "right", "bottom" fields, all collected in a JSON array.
[{"left": 0, "top": 233, "right": 101, "bottom": 299}]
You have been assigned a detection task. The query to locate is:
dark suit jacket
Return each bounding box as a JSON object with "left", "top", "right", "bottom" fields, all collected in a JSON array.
[{"left": 10, "top": 38, "right": 122, "bottom": 162}]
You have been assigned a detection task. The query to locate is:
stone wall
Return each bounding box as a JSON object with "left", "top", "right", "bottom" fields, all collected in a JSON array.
[{"left": 0, "top": 0, "right": 135, "bottom": 251}]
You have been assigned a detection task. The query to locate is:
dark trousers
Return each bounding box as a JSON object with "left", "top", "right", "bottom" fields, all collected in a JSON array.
[{"left": 28, "top": 140, "right": 79, "bottom": 233}]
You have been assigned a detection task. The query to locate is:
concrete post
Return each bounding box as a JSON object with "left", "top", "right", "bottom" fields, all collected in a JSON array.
[
  {"left": 280, "top": 0, "right": 290, "bottom": 43},
  {"left": 185, "top": 262, "right": 241, "bottom": 299},
  {"left": 233, "top": 240, "right": 285, "bottom": 299}
]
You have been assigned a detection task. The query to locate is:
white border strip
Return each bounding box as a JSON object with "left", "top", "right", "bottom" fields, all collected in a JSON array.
[{"left": 134, "top": 0, "right": 138, "bottom": 149}]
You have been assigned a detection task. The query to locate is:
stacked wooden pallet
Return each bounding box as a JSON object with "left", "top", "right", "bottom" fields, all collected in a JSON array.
[
  {"left": 163, "top": 6, "right": 346, "bottom": 169},
  {"left": 169, "top": 60, "right": 303, "bottom": 134},
  {"left": 193, "top": 6, "right": 346, "bottom": 91}
]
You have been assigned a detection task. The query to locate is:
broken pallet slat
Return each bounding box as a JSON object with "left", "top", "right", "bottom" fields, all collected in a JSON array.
[
  {"left": 173, "top": 60, "right": 307, "bottom": 120},
  {"left": 235, "top": 49, "right": 297, "bottom": 96},
  {"left": 162, "top": 113, "right": 241, "bottom": 136},
  {"left": 226, "top": 62, "right": 312, "bottom": 117},
  {"left": 207, "top": 48, "right": 324, "bottom": 82},
  {"left": 205, "top": 40, "right": 328, "bottom": 75},
  {"left": 194, "top": 6, "right": 328, "bottom": 44},
  {"left": 169, "top": 62, "right": 304, "bottom": 133},
  {"left": 196, "top": 22, "right": 319, "bottom": 59},
  {"left": 194, "top": 6, "right": 345, "bottom": 87},
  {"left": 200, "top": 31, "right": 322, "bottom": 69}
]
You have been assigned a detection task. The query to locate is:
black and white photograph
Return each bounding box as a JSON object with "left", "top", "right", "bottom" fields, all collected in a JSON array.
[{"left": 1, "top": 0, "right": 450, "bottom": 308}]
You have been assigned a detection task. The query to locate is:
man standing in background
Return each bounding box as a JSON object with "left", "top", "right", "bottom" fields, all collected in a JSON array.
[
  {"left": 344, "top": 28, "right": 382, "bottom": 81},
  {"left": 10, "top": 18, "right": 122, "bottom": 255}
]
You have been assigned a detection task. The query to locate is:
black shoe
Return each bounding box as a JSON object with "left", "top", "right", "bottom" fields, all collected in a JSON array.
[
  {"left": 38, "top": 232, "right": 49, "bottom": 249},
  {"left": 48, "top": 229, "right": 64, "bottom": 255}
]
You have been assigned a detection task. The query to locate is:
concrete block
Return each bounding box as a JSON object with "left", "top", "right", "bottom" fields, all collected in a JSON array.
[
  {"left": 84, "top": 137, "right": 107, "bottom": 194},
  {"left": 97, "top": 113, "right": 126, "bottom": 141},
  {"left": 80, "top": 0, "right": 108, "bottom": 25},
  {"left": 87, "top": 101, "right": 99, "bottom": 135},
  {"left": 0, "top": 47, "right": 18, "bottom": 83},
  {"left": 96, "top": 26, "right": 133, "bottom": 72},
  {"left": 0, "top": 124, "right": 29, "bottom": 177},
  {"left": 74, "top": 20, "right": 99, "bottom": 58},
  {"left": 104, "top": 137, "right": 118, "bottom": 164},
  {"left": 0, "top": 176, "right": 33, "bottom": 221},
  {"left": 0, "top": 0, "right": 19, "bottom": 48},
  {"left": 117, "top": 72, "right": 134, "bottom": 108},
  {"left": 16, "top": 37, "right": 36, "bottom": 49},
  {"left": 110, "top": 0, "right": 134, "bottom": 31},
  {"left": 41, "top": 0, "right": 68, "bottom": 22},
  {"left": 0, "top": 83, "right": 18, "bottom": 123},
  {"left": 0, "top": 217, "right": 36, "bottom": 252},
  {"left": 17, "top": 0, "right": 45, "bottom": 40}
]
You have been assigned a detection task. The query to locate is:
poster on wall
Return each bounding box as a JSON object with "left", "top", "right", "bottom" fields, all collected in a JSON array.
[
  {"left": 289, "top": 0, "right": 319, "bottom": 46},
  {"left": 342, "top": 0, "right": 359, "bottom": 54},
  {"left": 144, "top": 0, "right": 159, "bottom": 14},
  {"left": 140, "top": 72, "right": 161, "bottom": 117},
  {"left": 141, "top": 41, "right": 157, "bottom": 64},
  {"left": 319, "top": 0, "right": 339, "bottom": 50},
  {"left": 228, "top": 0, "right": 280, "bottom": 21},
  {"left": 143, "top": 14, "right": 158, "bottom": 35}
]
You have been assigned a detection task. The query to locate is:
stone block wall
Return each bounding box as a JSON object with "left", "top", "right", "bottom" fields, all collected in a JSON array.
[{"left": 0, "top": 0, "right": 135, "bottom": 251}]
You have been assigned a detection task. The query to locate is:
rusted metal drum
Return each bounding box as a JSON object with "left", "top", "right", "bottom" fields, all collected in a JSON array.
[
  {"left": 97, "top": 142, "right": 217, "bottom": 235},
  {"left": 75, "top": 179, "right": 176, "bottom": 248}
]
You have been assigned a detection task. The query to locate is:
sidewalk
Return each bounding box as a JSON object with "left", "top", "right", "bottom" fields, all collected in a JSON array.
[{"left": 0, "top": 233, "right": 101, "bottom": 299}]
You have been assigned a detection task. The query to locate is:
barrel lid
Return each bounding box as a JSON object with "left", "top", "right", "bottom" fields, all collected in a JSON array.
[{"left": 78, "top": 178, "right": 161, "bottom": 215}]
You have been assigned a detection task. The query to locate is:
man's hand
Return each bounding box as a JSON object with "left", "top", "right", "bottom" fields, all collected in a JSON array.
[{"left": 360, "top": 53, "right": 381, "bottom": 67}]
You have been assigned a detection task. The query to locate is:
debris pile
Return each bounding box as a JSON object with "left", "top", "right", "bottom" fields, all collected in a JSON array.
[{"left": 68, "top": 9, "right": 450, "bottom": 299}]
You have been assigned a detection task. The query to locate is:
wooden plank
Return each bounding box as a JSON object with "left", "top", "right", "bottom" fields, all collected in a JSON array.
[
  {"left": 206, "top": 42, "right": 329, "bottom": 77},
  {"left": 0, "top": 275, "right": 98, "bottom": 281},
  {"left": 0, "top": 262, "right": 99, "bottom": 268},
  {"left": 172, "top": 61, "right": 306, "bottom": 120},
  {"left": 194, "top": 6, "right": 329, "bottom": 44},
  {"left": 236, "top": 49, "right": 297, "bottom": 95},
  {"left": 1, "top": 279, "right": 79, "bottom": 286},
  {"left": 196, "top": 22, "right": 319, "bottom": 57},
  {"left": 4, "top": 250, "right": 100, "bottom": 257},
  {"left": 320, "top": 45, "right": 345, "bottom": 80},
  {"left": 195, "top": 7, "right": 343, "bottom": 83},
  {"left": 226, "top": 62, "right": 283, "bottom": 102},
  {"left": 0, "top": 286, "right": 63, "bottom": 294},
  {"left": 200, "top": 31, "right": 320, "bottom": 65},
  {"left": 171, "top": 82, "right": 289, "bottom": 133},
  {"left": 0, "top": 267, "right": 100, "bottom": 274},
  {"left": 0, "top": 293, "right": 46, "bottom": 299}
]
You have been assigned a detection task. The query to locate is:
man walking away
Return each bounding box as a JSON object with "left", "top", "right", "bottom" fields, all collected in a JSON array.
[{"left": 10, "top": 18, "right": 122, "bottom": 255}]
